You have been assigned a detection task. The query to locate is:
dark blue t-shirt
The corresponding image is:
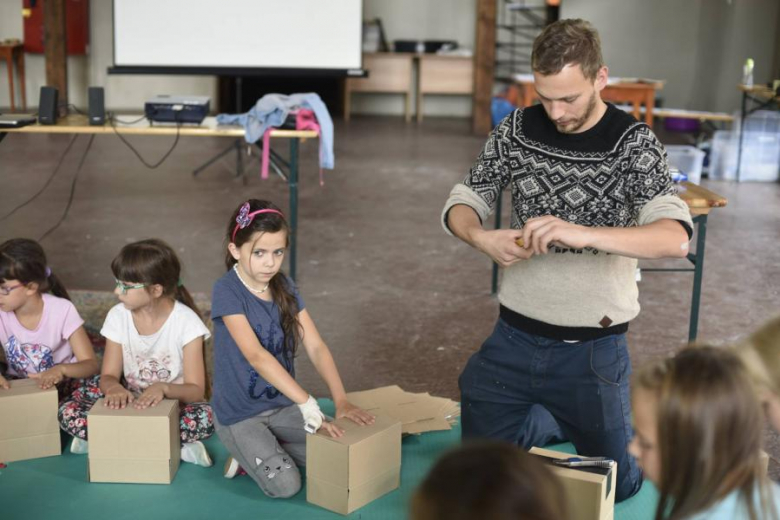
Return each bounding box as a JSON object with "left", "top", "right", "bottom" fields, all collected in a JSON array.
[{"left": 210, "top": 269, "right": 305, "bottom": 426}]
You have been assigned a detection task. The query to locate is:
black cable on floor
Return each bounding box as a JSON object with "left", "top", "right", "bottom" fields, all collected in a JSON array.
[
  {"left": 39, "top": 134, "right": 95, "bottom": 242},
  {"left": 0, "top": 134, "right": 79, "bottom": 222},
  {"left": 108, "top": 113, "right": 181, "bottom": 169},
  {"left": 111, "top": 113, "right": 148, "bottom": 125}
]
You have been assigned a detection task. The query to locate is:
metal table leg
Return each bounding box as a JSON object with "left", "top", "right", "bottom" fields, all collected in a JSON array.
[
  {"left": 687, "top": 214, "right": 707, "bottom": 342},
  {"left": 192, "top": 138, "right": 243, "bottom": 178},
  {"left": 641, "top": 214, "right": 708, "bottom": 343},
  {"left": 736, "top": 91, "right": 747, "bottom": 182},
  {"left": 289, "top": 138, "right": 299, "bottom": 281}
]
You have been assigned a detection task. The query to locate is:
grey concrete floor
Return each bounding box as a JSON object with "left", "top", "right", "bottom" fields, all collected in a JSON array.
[{"left": 1, "top": 116, "right": 779, "bottom": 474}]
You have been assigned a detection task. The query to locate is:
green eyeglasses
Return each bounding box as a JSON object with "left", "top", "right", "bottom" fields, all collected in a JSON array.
[{"left": 114, "top": 279, "right": 147, "bottom": 295}]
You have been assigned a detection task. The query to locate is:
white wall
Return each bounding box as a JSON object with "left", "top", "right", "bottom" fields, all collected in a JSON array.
[
  {"left": 88, "top": 0, "right": 216, "bottom": 111},
  {"left": 1, "top": 0, "right": 776, "bottom": 117},
  {"left": 0, "top": 0, "right": 217, "bottom": 112},
  {"left": 699, "top": 0, "right": 779, "bottom": 112},
  {"left": 563, "top": 0, "right": 701, "bottom": 111},
  {"left": 562, "top": 0, "right": 779, "bottom": 113},
  {"left": 356, "top": 0, "right": 477, "bottom": 117},
  {"left": 0, "top": 0, "right": 475, "bottom": 116}
]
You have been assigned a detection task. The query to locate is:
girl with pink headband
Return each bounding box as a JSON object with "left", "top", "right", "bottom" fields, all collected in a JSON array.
[{"left": 211, "top": 199, "right": 374, "bottom": 498}]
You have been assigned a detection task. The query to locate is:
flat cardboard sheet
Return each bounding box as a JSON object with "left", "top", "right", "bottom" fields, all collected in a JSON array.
[{"left": 346, "top": 386, "right": 459, "bottom": 435}]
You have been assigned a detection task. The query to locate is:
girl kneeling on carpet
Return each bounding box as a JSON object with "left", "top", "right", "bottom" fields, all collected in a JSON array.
[
  {"left": 630, "top": 346, "right": 780, "bottom": 520},
  {"left": 0, "top": 238, "right": 99, "bottom": 395},
  {"left": 212, "top": 199, "right": 374, "bottom": 498},
  {"left": 58, "top": 239, "right": 215, "bottom": 467}
]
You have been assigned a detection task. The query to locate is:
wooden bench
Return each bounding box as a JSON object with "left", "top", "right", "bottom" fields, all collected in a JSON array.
[{"left": 614, "top": 104, "right": 735, "bottom": 124}]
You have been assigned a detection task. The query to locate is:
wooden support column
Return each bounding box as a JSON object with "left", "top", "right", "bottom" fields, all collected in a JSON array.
[
  {"left": 472, "top": 0, "right": 496, "bottom": 136},
  {"left": 44, "top": 0, "right": 68, "bottom": 115}
]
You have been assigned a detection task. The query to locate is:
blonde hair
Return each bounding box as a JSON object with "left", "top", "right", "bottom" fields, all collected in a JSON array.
[
  {"left": 634, "top": 346, "right": 775, "bottom": 520},
  {"left": 735, "top": 316, "right": 780, "bottom": 396}
]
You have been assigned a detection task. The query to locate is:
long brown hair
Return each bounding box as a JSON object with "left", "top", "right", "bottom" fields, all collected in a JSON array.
[
  {"left": 0, "top": 238, "right": 71, "bottom": 300},
  {"left": 226, "top": 199, "right": 300, "bottom": 359},
  {"left": 111, "top": 239, "right": 199, "bottom": 316},
  {"left": 634, "top": 346, "right": 775, "bottom": 520},
  {"left": 411, "top": 441, "right": 567, "bottom": 520}
]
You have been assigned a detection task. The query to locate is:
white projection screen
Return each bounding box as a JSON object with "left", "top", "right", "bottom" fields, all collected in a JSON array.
[{"left": 112, "top": 0, "right": 363, "bottom": 74}]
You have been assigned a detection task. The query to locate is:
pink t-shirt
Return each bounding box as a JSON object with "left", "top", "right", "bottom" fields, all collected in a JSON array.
[{"left": 0, "top": 293, "right": 84, "bottom": 377}]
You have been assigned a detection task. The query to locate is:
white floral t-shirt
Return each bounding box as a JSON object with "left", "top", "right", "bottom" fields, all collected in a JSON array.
[{"left": 100, "top": 301, "right": 210, "bottom": 394}]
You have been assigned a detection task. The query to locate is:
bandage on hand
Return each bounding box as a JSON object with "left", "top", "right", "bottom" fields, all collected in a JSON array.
[
  {"left": 298, "top": 395, "right": 325, "bottom": 434},
  {"left": 515, "top": 238, "right": 525, "bottom": 247}
]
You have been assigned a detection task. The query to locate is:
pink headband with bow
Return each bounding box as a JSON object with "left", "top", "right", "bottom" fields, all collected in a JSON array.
[{"left": 231, "top": 202, "right": 285, "bottom": 242}]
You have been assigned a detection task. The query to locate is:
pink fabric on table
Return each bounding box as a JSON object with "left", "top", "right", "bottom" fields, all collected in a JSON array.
[{"left": 261, "top": 109, "right": 325, "bottom": 185}]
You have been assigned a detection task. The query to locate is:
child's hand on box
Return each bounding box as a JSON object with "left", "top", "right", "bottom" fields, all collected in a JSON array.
[
  {"left": 0, "top": 374, "right": 9, "bottom": 390},
  {"left": 104, "top": 384, "right": 134, "bottom": 409},
  {"left": 134, "top": 383, "right": 168, "bottom": 409},
  {"left": 29, "top": 365, "right": 65, "bottom": 389},
  {"left": 336, "top": 400, "right": 375, "bottom": 426},
  {"left": 320, "top": 421, "right": 345, "bottom": 439}
]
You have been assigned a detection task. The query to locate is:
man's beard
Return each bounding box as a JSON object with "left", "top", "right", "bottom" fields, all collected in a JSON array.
[{"left": 554, "top": 91, "right": 598, "bottom": 134}]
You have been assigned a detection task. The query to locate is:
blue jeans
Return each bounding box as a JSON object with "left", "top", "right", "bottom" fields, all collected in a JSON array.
[{"left": 459, "top": 318, "right": 643, "bottom": 502}]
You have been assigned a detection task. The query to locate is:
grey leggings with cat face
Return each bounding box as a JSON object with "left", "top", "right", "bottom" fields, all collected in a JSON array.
[{"left": 215, "top": 404, "right": 307, "bottom": 498}]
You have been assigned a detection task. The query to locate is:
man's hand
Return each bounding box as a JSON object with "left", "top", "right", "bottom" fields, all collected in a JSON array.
[
  {"left": 521, "top": 216, "right": 593, "bottom": 254},
  {"left": 29, "top": 365, "right": 65, "bottom": 389},
  {"left": 134, "top": 383, "right": 168, "bottom": 409},
  {"left": 474, "top": 229, "right": 534, "bottom": 267},
  {"left": 0, "top": 374, "right": 10, "bottom": 390}
]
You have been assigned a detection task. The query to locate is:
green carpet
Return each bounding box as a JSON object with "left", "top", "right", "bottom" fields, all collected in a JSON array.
[{"left": 0, "top": 400, "right": 658, "bottom": 520}]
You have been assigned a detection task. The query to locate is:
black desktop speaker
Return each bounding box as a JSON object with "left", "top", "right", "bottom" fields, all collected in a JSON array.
[
  {"left": 38, "top": 86, "right": 59, "bottom": 125},
  {"left": 88, "top": 87, "right": 105, "bottom": 126}
]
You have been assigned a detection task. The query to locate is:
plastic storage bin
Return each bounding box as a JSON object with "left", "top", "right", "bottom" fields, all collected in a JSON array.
[
  {"left": 733, "top": 110, "right": 780, "bottom": 135},
  {"left": 709, "top": 130, "right": 780, "bottom": 182},
  {"left": 665, "top": 145, "right": 705, "bottom": 184}
]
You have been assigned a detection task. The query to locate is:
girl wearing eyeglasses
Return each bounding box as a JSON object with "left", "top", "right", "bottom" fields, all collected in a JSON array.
[
  {"left": 0, "top": 238, "right": 98, "bottom": 394},
  {"left": 57, "top": 238, "right": 214, "bottom": 467}
]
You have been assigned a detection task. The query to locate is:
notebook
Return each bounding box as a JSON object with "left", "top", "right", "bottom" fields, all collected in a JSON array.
[{"left": 0, "top": 114, "right": 37, "bottom": 128}]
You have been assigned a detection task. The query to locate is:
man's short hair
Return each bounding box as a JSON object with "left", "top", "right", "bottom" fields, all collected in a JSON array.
[{"left": 532, "top": 19, "right": 604, "bottom": 80}]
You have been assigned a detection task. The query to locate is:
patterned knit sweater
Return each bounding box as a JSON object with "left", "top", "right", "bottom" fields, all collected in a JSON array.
[{"left": 442, "top": 104, "right": 693, "bottom": 338}]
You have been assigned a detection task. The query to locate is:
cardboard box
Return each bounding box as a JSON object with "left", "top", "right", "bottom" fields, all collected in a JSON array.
[
  {"left": 87, "top": 398, "right": 180, "bottom": 484},
  {"left": 530, "top": 447, "right": 616, "bottom": 520},
  {"left": 307, "top": 414, "right": 402, "bottom": 515},
  {"left": 0, "top": 378, "right": 61, "bottom": 462}
]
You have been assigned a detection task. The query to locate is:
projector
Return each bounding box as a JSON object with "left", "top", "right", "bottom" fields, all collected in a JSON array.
[{"left": 145, "top": 95, "right": 210, "bottom": 124}]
